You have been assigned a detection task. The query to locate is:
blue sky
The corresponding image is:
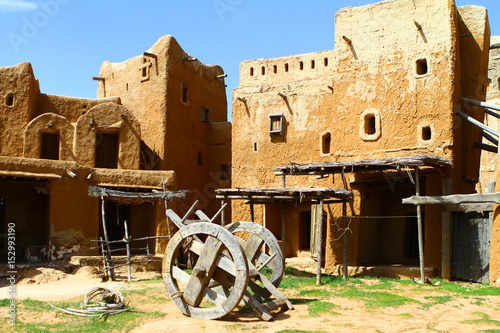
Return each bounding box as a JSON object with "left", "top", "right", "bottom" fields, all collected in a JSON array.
[{"left": 1, "top": 0, "right": 499, "bottom": 119}]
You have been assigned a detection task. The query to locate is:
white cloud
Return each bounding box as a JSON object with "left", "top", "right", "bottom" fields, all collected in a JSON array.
[{"left": 0, "top": 0, "right": 38, "bottom": 12}]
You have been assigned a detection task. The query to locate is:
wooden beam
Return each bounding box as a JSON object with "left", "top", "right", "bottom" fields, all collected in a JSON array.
[
  {"left": 316, "top": 200, "right": 324, "bottom": 286},
  {"left": 343, "top": 201, "right": 348, "bottom": 279},
  {"left": 249, "top": 201, "right": 255, "bottom": 222},
  {"left": 416, "top": 168, "right": 425, "bottom": 284},
  {"left": 403, "top": 192, "right": 500, "bottom": 205}
]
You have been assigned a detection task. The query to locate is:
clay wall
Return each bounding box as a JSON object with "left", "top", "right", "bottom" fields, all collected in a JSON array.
[
  {"left": 0, "top": 62, "right": 39, "bottom": 157},
  {"left": 231, "top": 0, "right": 490, "bottom": 275}
]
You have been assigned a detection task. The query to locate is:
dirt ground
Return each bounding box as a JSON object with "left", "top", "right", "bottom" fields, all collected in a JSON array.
[{"left": 1, "top": 262, "right": 499, "bottom": 333}]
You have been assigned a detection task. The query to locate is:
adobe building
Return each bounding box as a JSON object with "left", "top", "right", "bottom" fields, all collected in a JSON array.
[
  {"left": 228, "top": 0, "right": 492, "bottom": 282},
  {"left": 0, "top": 36, "right": 230, "bottom": 262},
  {"left": 96, "top": 35, "right": 231, "bottom": 217}
]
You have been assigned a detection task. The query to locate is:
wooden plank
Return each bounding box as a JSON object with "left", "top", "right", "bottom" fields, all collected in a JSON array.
[
  {"left": 195, "top": 210, "right": 211, "bottom": 221},
  {"left": 403, "top": 193, "right": 500, "bottom": 205},
  {"left": 263, "top": 298, "right": 287, "bottom": 312},
  {"left": 243, "top": 233, "right": 265, "bottom": 262},
  {"left": 183, "top": 236, "right": 224, "bottom": 307},
  {"left": 190, "top": 239, "right": 236, "bottom": 276}
]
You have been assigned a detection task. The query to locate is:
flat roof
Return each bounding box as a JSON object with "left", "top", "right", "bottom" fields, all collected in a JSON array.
[
  {"left": 216, "top": 187, "right": 353, "bottom": 203},
  {"left": 274, "top": 155, "right": 452, "bottom": 176}
]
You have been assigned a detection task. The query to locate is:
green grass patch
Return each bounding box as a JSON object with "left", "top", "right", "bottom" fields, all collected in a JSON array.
[
  {"left": 396, "top": 313, "right": 414, "bottom": 319},
  {"left": 0, "top": 299, "right": 11, "bottom": 307},
  {"left": 276, "top": 330, "right": 329, "bottom": 333},
  {"left": 422, "top": 295, "right": 453, "bottom": 307},
  {"left": 461, "top": 312, "right": 500, "bottom": 327},
  {"left": 339, "top": 287, "right": 419, "bottom": 308},
  {"left": 307, "top": 300, "right": 340, "bottom": 316},
  {"left": 298, "top": 288, "right": 333, "bottom": 298}
]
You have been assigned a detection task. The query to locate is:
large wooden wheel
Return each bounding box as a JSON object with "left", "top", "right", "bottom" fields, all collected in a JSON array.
[
  {"left": 225, "top": 221, "right": 284, "bottom": 301},
  {"left": 163, "top": 222, "right": 249, "bottom": 320}
]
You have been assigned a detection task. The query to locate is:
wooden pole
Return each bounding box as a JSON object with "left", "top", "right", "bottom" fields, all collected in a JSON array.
[
  {"left": 124, "top": 219, "right": 132, "bottom": 282},
  {"left": 442, "top": 178, "right": 452, "bottom": 281},
  {"left": 281, "top": 204, "right": 286, "bottom": 258},
  {"left": 415, "top": 168, "right": 425, "bottom": 283},
  {"left": 316, "top": 199, "right": 324, "bottom": 286},
  {"left": 343, "top": 200, "right": 348, "bottom": 279},
  {"left": 101, "top": 196, "right": 115, "bottom": 281},
  {"left": 221, "top": 200, "right": 227, "bottom": 226},
  {"left": 249, "top": 200, "right": 255, "bottom": 222}
]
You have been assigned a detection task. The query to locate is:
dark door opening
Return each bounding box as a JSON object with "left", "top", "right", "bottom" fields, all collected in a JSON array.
[
  {"left": 99, "top": 201, "right": 130, "bottom": 253},
  {"left": 95, "top": 133, "right": 119, "bottom": 168},
  {"left": 299, "top": 211, "right": 311, "bottom": 250}
]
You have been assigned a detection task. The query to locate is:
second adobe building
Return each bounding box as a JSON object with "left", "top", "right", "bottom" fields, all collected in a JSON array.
[{"left": 2, "top": 0, "right": 500, "bottom": 284}]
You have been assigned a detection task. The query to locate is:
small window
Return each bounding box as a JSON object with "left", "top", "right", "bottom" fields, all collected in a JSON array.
[
  {"left": 142, "top": 67, "right": 147, "bottom": 77},
  {"left": 95, "top": 133, "right": 119, "bottom": 169},
  {"left": 311, "top": 60, "right": 315, "bottom": 69},
  {"left": 261, "top": 66, "right": 266, "bottom": 75},
  {"left": 250, "top": 67, "right": 254, "bottom": 76},
  {"left": 5, "top": 93, "right": 14, "bottom": 107},
  {"left": 197, "top": 152, "right": 203, "bottom": 166},
  {"left": 321, "top": 132, "right": 331, "bottom": 155},
  {"left": 253, "top": 142, "right": 258, "bottom": 152},
  {"left": 273, "top": 65, "right": 277, "bottom": 74},
  {"left": 421, "top": 126, "right": 432, "bottom": 141},
  {"left": 181, "top": 83, "right": 189, "bottom": 104},
  {"left": 365, "top": 115, "right": 376, "bottom": 135},
  {"left": 360, "top": 110, "right": 381, "bottom": 141},
  {"left": 416, "top": 59, "right": 428, "bottom": 75},
  {"left": 324, "top": 58, "right": 329, "bottom": 67},
  {"left": 284, "top": 63, "right": 289, "bottom": 72},
  {"left": 299, "top": 61, "right": 304, "bottom": 70},
  {"left": 201, "top": 107, "right": 210, "bottom": 122},
  {"left": 497, "top": 77, "right": 500, "bottom": 90},
  {"left": 220, "top": 164, "right": 230, "bottom": 181},
  {"left": 41, "top": 133, "right": 60, "bottom": 160},
  {"left": 126, "top": 83, "right": 129, "bottom": 91},
  {"left": 269, "top": 113, "right": 284, "bottom": 138}
]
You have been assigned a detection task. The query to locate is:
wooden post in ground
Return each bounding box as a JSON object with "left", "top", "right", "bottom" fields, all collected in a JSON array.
[
  {"left": 249, "top": 200, "right": 255, "bottom": 222},
  {"left": 316, "top": 199, "right": 324, "bottom": 286},
  {"left": 100, "top": 196, "right": 115, "bottom": 281},
  {"left": 343, "top": 200, "right": 348, "bottom": 279},
  {"left": 415, "top": 168, "right": 425, "bottom": 283},
  {"left": 124, "top": 219, "right": 132, "bottom": 282},
  {"left": 281, "top": 204, "right": 286, "bottom": 259},
  {"left": 442, "top": 178, "right": 452, "bottom": 281}
]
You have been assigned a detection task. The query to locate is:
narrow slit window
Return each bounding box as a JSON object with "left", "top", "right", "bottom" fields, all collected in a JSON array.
[
  {"left": 201, "top": 107, "right": 210, "bottom": 122},
  {"left": 181, "top": 83, "right": 189, "bottom": 104},
  {"left": 311, "top": 60, "right": 315, "bottom": 69},
  {"left": 261, "top": 66, "right": 266, "bottom": 75},
  {"left": 299, "top": 61, "right": 304, "bottom": 70},
  {"left": 6, "top": 93, "right": 14, "bottom": 106},
  {"left": 197, "top": 152, "right": 203, "bottom": 166},
  {"left": 253, "top": 142, "right": 258, "bottom": 152},
  {"left": 324, "top": 58, "right": 329, "bottom": 67},
  {"left": 497, "top": 77, "right": 500, "bottom": 90},
  {"left": 41, "top": 133, "right": 60, "bottom": 160},
  {"left": 250, "top": 67, "right": 254, "bottom": 76},
  {"left": 284, "top": 63, "right": 289, "bottom": 72},
  {"left": 360, "top": 110, "right": 381, "bottom": 141},
  {"left": 220, "top": 164, "right": 230, "bottom": 181},
  {"left": 321, "top": 132, "right": 331, "bottom": 155},
  {"left": 273, "top": 65, "right": 278, "bottom": 74},
  {"left": 416, "top": 59, "right": 428, "bottom": 75},
  {"left": 422, "top": 126, "right": 432, "bottom": 141}
]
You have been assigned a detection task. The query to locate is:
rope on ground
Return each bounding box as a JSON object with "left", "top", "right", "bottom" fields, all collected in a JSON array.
[{"left": 50, "top": 287, "right": 138, "bottom": 318}]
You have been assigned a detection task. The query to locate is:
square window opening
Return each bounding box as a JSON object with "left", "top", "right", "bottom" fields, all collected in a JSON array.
[
  {"left": 416, "top": 59, "right": 428, "bottom": 75},
  {"left": 95, "top": 132, "right": 119, "bottom": 169},
  {"left": 422, "top": 126, "right": 432, "bottom": 141}
]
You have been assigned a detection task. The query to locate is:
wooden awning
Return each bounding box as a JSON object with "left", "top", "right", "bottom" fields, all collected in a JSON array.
[
  {"left": 88, "top": 186, "right": 186, "bottom": 204},
  {"left": 274, "top": 154, "right": 452, "bottom": 176},
  {"left": 216, "top": 187, "right": 353, "bottom": 203}
]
